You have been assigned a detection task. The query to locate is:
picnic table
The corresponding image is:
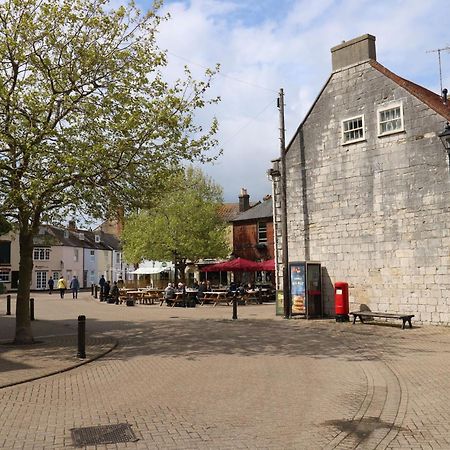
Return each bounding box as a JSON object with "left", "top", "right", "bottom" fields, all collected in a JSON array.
[
  {"left": 140, "top": 289, "right": 164, "bottom": 305},
  {"left": 161, "top": 290, "right": 198, "bottom": 307},
  {"left": 200, "top": 291, "right": 230, "bottom": 306}
]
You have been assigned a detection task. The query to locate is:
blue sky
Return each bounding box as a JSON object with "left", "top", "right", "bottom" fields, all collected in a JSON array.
[{"left": 130, "top": 0, "right": 450, "bottom": 202}]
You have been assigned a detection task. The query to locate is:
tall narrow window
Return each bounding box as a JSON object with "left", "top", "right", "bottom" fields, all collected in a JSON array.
[
  {"left": 258, "top": 222, "right": 267, "bottom": 243},
  {"left": 378, "top": 102, "right": 404, "bottom": 136},
  {"left": 342, "top": 115, "right": 365, "bottom": 144}
]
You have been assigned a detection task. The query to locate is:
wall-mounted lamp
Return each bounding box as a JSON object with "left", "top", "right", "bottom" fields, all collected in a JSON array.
[
  {"left": 267, "top": 168, "right": 281, "bottom": 180},
  {"left": 438, "top": 122, "right": 450, "bottom": 155}
]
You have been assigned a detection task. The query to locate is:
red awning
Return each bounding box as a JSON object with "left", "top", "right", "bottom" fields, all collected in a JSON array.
[
  {"left": 201, "top": 257, "right": 261, "bottom": 272},
  {"left": 258, "top": 259, "right": 275, "bottom": 271}
]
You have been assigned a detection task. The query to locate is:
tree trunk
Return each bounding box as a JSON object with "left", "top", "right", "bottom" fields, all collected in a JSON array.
[
  {"left": 14, "top": 228, "right": 34, "bottom": 344},
  {"left": 179, "top": 259, "right": 187, "bottom": 284}
]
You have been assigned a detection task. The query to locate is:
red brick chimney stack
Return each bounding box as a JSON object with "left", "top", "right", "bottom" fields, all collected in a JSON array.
[{"left": 239, "top": 188, "right": 250, "bottom": 212}]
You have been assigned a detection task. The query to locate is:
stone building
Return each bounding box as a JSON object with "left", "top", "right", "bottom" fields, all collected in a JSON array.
[{"left": 271, "top": 34, "right": 450, "bottom": 324}]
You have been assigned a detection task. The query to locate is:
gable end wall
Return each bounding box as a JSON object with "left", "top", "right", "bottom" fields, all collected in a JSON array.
[{"left": 284, "top": 62, "right": 450, "bottom": 324}]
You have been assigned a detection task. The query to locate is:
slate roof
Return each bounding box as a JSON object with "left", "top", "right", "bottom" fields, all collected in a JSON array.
[
  {"left": 34, "top": 225, "right": 121, "bottom": 251},
  {"left": 231, "top": 197, "right": 273, "bottom": 222}
]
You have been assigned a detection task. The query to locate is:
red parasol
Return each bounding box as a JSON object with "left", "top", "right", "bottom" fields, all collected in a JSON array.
[
  {"left": 201, "top": 257, "right": 261, "bottom": 272},
  {"left": 258, "top": 259, "right": 275, "bottom": 271}
]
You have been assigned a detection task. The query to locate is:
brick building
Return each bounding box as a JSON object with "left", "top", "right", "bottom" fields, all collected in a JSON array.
[
  {"left": 232, "top": 189, "right": 274, "bottom": 262},
  {"left": 271, "top": 34, "right": 450, "bottom": 324}
]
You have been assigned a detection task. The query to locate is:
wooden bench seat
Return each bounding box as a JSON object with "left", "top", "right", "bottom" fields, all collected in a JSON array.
[{"left": 350, "top": 311, "right": 414, "bottom": 329}]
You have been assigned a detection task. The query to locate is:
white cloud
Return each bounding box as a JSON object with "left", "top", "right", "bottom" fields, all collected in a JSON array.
[{"left": 134, "top": 0, "right": 450, "bottom": 201}]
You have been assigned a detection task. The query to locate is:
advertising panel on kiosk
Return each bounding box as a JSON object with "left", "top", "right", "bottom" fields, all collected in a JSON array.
[{"left": 289, "top": 262, "right": 306, "bottom": 315}]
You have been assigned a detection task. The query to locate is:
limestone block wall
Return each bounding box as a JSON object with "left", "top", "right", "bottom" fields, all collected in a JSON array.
[{"left": 280, "top": 61, "right": 450, "bottom": 324}]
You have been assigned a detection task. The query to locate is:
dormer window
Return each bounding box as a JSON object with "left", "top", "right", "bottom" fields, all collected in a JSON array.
[
  {"left": 78, "top": 232, "right": 84, "bottom": 240},
  {"left": 95, "top": 235, "right": 100, "bottom": 243},
  {"left": 378, "top": 101, "right": 404, "bottom": 136},
  {"left": 342, "top": 115, "right": 365, "bottom": 144},
  {"left": 64, "top": 230, "right": 69, "bottom": 238}
]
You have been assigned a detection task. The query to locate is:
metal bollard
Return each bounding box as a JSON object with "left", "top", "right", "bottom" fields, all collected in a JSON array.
[
  {"left": 6, "top": 294, "right": 11, "bottom": 315},
  {"left": 232, "top": 296, "right": 238, "bottom": 320},
  {"left": 91, "top": 284, "right": 94, "bottom": 296},
  {"left": 30, "top": 298, "right": 35, "bottom": 321},
  {"left": 77, "top": 315, "right": 86, "bottom": 359},
  {"left": 94, "top": 285, "right": 98, "bottom": 299}
]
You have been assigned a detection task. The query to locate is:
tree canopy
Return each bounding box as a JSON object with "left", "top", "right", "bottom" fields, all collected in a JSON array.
[
  {"left": 122, "top": 167, "right": 230, "bottom": 279},
  {"left": 0, "top": 0, "right": 220, "bottom": 343}
]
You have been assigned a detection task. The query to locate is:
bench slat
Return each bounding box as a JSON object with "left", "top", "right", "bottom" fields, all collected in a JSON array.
[{"left": 350, "top": 311, "right": 414, "bottom": 329}]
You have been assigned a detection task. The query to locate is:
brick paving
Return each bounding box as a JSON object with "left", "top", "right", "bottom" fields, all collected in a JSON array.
[{"left": 1, "top": 292, "right": 450, "bottom": 449}]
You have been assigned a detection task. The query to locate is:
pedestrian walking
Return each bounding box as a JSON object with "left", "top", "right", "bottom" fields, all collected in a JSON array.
[
  {"left": 57, "top": 276, "right": 67, "bottom": 299},
  {"left": 98, "top": 275, "right": 106, "bottom": 300},
  {"left": 48, "top": 277, "right": 54, "bottom": 295},
  {"left": 103, "top": 280, "right": 111, "bottom": 301},
  {"left": 111, "top": 281, "right": 119, "bottom": 304},
  {"left": 70, "top": 275, "right": 80, "bottom": 299}
]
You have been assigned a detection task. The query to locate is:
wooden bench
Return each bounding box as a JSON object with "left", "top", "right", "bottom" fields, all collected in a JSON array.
[{"left": 350, "top": 311, "right": 414, "bottom": 329}]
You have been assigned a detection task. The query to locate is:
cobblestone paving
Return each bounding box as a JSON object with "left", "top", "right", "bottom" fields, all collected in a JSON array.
[{"left": 1, "top": 293, "right": 450, "bottom": 449}]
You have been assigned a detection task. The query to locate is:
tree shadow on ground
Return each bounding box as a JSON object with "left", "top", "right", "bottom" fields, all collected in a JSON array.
[
  {"left": 323, "top": 416, "right": 406, "bottom": 445},
  {"left": 0, "top": 309, "right": 442, "bottom": 366}
]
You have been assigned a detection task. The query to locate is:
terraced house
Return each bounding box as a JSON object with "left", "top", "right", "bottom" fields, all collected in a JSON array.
[
  {"left": 271, "top": 34, "right": 450, "bottom": 324},
  {"left": 0, "top": 222, "right": 130, "bottom": 291}
]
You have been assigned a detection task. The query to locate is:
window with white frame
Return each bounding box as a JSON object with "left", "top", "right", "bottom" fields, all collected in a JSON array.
[
  {"left": 90, "top": 250, "right": 95, "bottom": 262},
  {"left": 33, "top": 247, "right": 50, "bottom": 260},
  {"left": 378, "top": 102, "right": 404, "bottom": 136},
  {"left": 115, "top": 252, "right": 120, "bottom": 264},
  {"left": 74, "top": 249, "right": 79, "bottom": 262},
  {"left": 258, "top": 222, "right": 267, "bottom": 243},
  {"left": 342, "top": 115, "right": 365, "bottom": 144},
  {"left": 0, "top": 270, "right": 10, "bottom": 282}
]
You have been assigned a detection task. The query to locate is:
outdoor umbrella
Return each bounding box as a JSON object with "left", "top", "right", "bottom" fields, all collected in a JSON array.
[
  {"left": 258, "top": 259, "right": 275, "bottom": 271},
  {"left": 201, "top": 257, "right": 261, "bottom": 272}
]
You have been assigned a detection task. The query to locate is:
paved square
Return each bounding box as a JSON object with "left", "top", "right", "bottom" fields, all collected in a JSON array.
[{"left": 1, "top": 292, "right": 450, "bottom": 449}]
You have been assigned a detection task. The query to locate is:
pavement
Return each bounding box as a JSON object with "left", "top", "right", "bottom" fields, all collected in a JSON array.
[{"left": 1, "top": 292, "right": 450, "bottom": 449}]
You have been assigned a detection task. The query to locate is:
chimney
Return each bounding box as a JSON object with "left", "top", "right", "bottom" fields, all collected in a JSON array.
[
  {"left": 68, "top": 219, "right": 76, "bottom": 230},
  {"left": 239, "top": 188, "right": 250, "bottom": 212},
  {"left": 331, "top": 34, "right": 376, "bottom": 72}
]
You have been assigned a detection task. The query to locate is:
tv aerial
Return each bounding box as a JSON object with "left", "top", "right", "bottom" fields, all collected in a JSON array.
[{"left": 426, "top": 46, "right": 450, "bottom": 94}]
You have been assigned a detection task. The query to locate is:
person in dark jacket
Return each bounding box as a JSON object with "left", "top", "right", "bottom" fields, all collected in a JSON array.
[
  {"left": 103, "top": 280, "right": 111, "bottom": 301},
  {"left": 70, "top": 275, "right": 80, "bottom": 299},
  {"left": 48, "top": 277, "right": 54, "bottom": 295}
]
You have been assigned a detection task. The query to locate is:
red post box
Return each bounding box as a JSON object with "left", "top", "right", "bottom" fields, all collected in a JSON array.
[{"left": 334, "top": 281, "right": 349, "bottom": 322}]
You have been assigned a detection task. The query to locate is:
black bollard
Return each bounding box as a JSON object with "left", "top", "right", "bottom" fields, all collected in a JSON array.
[
  {"left": 30, "top": 298, "right": 35, "bottom": 321},
  {"left": 232, "top": 296, "right": 238, "bottom": 320},
  {"left": 6, "top": 294, "right": 11, "bottom": 315},
  {"left": 91, "top": 284, "right": 94, "bottom": 296},
  {"left": 77, "top": 315, "right": 86, "bottom": 359},
  {"left": 94, "top": 285, "right": 98, "bottom": 299}
]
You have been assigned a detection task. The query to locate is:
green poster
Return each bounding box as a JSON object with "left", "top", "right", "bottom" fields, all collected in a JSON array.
[{"left": 276, "top": 290, "right": 284, "bottom": 315}]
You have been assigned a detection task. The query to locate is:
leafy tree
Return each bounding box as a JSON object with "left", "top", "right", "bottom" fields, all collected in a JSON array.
[
  {"left": 0, "top": 0, "right": 219, "bottom": 344},
  {"left": 0, "top": 215, "right": 12, "bottom": 235},
  {"left": 122, "top": 167, "right": 230, "bottom": 282}
]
